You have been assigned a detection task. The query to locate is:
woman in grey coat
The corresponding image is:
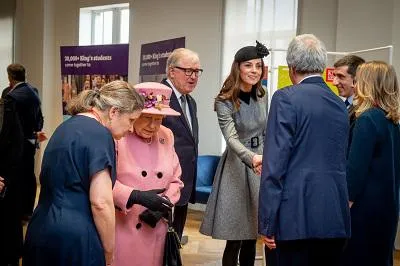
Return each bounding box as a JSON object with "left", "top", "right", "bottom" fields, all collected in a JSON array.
[{"left": 200, "top": 41, "right": 269, "bottom": 266}]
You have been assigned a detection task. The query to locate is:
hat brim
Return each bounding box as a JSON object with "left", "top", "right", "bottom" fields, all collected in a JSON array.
[{"left": 141, "top": 107, "right": 181, "bottom": 116}]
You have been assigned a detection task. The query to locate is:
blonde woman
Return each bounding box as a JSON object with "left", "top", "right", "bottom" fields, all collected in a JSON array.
[{"left": 341, "top": 61, "right": 400, "bottom": 266}]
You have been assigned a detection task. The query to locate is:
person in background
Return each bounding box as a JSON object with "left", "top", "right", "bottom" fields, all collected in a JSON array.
[
  {"left": 0, "top": 76, "right": 26, "bottom": 266},
  {"left": 259, "top": 34, "right": 350, "bottom": 266},
  {"left": 113, "top": 82, "right": 184, "bottom": 266},
  {"left": 200, "top": 41, "right": 269, "bottom": 266},
  {"left": 23, "top": 81, "right": 172, "bottom": 266},
  {"left": 161, "top": 48, "right": 201, "bottom": 244},
  {"left": 340, "top": 61, "right": 400, "bottom": 266},
  {"left": 333, "top": 55, "right": 365, "bottom": 141},
  {"left": 2, "top": 63, "right": 45, "bottom": 222}
]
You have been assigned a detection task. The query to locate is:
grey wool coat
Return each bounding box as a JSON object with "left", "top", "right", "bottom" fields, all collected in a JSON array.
[{"left": 200, "top": 93, "right": 268, "bottom": 240}]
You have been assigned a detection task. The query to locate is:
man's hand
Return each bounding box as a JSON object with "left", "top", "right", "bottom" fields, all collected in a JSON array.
[
  {"left": 261, "top": 235, "right": 276, "bottom": 249},
  {"left": 0, "top": 176, "right": 4, "bottom": 192},
  {"left": 36, "top": 131, "right": 48, "bottom": 142}
]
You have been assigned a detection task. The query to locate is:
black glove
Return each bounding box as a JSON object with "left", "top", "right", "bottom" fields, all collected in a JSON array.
[
  {"left": 139, "top": 209, "right": 167, "bottom": 228},
  {"left": 126, "top": 188, "right": 173, "bottom": 212}
]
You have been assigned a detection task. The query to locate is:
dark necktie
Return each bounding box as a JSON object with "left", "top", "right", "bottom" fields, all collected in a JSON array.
[
  {"left": 345, "top": 99, "right": 350, "bottom": 107},
  {"left": 180, "top": 95, "right": 191, "bottom": 131}
]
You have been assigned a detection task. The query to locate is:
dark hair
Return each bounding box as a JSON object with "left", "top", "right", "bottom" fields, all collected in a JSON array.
[
  {"left": 334, "top": 55, "right": 365, "bottom": 77},
  {"left": 215, "top": 60, "right": 266, "bottom": 110},
  {"left": 7, "top": 63, "right": 26, "bottom": 82},
  {"left": 67, "top": 80, "right": 144, "bottom": 115}
]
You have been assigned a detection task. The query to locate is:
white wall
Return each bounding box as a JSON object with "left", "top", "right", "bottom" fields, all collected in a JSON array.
[
  {"left": 299, "top": 0, "right": 398, "bottom": 71},
  {"left": 336, "top": 0, "right": 393, "bottom": 62},
  {"left": 391, "top": 0, "right": 400, "bottom": 75},
  {"left": 297, "top": 0, "right": 337, "bottom": 52},
  {"left": 15, "top": 0, "right": 224, "bottom": 156},
  {"left": 0, "top": 0, "right": 15, "bottom": 90}
]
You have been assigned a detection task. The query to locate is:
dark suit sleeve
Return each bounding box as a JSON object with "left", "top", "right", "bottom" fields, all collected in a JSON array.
[
  {"left": 259, "top": 90, "right": 296, "bottom": 237},
  {"left": 346, "top": 114, "right": 377, "bottom": 202}
]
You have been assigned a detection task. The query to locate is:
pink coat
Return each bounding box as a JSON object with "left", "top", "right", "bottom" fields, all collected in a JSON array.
[{"left": 113, "top": 125, "right": 183, "bottom": 266}]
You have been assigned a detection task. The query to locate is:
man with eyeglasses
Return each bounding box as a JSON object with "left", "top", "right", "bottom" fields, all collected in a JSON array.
[{"left": 161, "top": 48, "right": 202, "bottom": 245}]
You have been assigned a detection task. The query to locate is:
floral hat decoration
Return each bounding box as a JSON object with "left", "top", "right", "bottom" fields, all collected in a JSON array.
[
  {"left": 234, "top": 40, "right": 270, "bottom": 63},
  {"left": 134, "top": 82, "right": 180, "bottom": 116}
]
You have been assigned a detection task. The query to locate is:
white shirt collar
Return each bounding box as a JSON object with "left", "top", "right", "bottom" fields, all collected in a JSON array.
[
  {"left": 347, "top": 95, "right": 354, "bottom": 105},
  {"left": 166, "top": 79, "right": 183, "bottom": 100},
  {"left": 12, "top": 82, "right": 24, "bottom": 90},
  {"left": 299, "top": 74, "right": 322, "bottom": 84}
]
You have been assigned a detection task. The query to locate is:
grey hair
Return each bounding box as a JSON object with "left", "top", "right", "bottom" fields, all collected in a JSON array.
[
  {"left": 286, "top": 34, "right": 327, "bottom": 74},
  {"left": 67, "top": 80, "right": 144, "bottom": 115},
  {"left": 165, "top": 48, "right": 200, "bottom": 77}
]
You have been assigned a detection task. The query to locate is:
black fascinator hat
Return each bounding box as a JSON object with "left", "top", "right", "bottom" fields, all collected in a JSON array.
[{"left": 234, "top": 41, "right": 270, "bottom": 63}]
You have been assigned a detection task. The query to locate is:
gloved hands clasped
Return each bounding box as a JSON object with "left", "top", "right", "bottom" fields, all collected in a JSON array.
[
  {"left": 126, "top": 188, "right": 173, "bottom": 212},
  {"left": 139, "top": 209, "right": 169, "bottom": 228}
]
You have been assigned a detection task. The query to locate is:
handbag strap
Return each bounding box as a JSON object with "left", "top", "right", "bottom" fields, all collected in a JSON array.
[{"left": 168, "top": 209, "right": 173, "bottom": 227}]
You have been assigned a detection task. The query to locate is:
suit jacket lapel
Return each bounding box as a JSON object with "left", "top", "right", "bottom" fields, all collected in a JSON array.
[{"left": 186, "top": 95, "right": 198, "bottom": 143}]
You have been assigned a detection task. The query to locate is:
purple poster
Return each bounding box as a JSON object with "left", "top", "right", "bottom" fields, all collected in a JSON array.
[
  {"left": 61, "top": 44, "right": 129, "bottom": 75},
  {"left": 60, "top": 44, "right": 129, "bottom": 116},
  {"left": 139, "top": 37, "right": 185, "bottom": 82}
]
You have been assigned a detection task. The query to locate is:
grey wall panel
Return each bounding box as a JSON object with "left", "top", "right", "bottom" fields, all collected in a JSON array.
[{"left": 0, "top": 0, "right": 15, "bottom": 90}]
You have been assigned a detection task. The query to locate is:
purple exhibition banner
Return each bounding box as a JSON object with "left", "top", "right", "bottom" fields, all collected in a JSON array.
[
  {"left": 60, "top": 44, "right": 129, "bottom": 75},
  {"left": 60, "top": 44, "right": 129, "bottom": 116},
  {"left": 139, "top": 37, "right": 185, "bottom": 76}
]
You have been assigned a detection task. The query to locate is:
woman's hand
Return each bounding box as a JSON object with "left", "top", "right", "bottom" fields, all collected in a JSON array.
[
  {"left": 105, "top": 251, "right": 114, "bottom": 266},
  {"left": 252, "top": 155, "right": 263, "bottom": 175}
]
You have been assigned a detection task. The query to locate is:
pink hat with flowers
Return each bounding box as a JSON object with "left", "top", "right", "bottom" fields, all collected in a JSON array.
[{"left": 134, "top": 82, "right": 181, "bottom": 116}]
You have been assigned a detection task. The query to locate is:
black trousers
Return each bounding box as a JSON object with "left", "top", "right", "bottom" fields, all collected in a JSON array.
[
  {"left": 21, "top": 141, "right": 37, "bottom": 217},
  {"left": 172, "top": 204, "right": 188, "bottom": 239},
  {"left": 271, "top": 238, "right": 346, "bottom": 266},
  {"left": 222, "top": 239, "right": 257, "bottom": 266},
  {"left": 265, "top": 245, "right": 278, "bottom": 266}
]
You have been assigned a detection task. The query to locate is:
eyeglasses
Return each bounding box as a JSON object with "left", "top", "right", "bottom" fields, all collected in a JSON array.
[{"left": 174, "top": 66, "right": 203, "bottom": 77}]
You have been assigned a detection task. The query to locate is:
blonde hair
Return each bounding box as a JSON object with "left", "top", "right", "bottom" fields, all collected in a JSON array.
[
  {"left": 67, "top": 80, "right": 144, "bottom": 115},
  {"left": 355, "top": 61, "right": 400, "bottom": 122}
]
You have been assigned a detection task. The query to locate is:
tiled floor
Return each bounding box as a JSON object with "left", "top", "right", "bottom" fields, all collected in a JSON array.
[
  {"left": 182, "top": 208, "right": 400, "bottom": 266},
  {"left": 181, "top": 208, "right": 266, "bottom": 266}
]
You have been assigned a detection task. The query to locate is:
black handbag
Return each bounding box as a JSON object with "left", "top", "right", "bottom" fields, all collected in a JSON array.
[{"left": 163, "top": 211, "right": 182, "bottom": 266}]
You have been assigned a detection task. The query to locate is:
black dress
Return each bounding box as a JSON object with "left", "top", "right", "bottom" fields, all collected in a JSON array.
[
  {"left": 23, "top": 115, "right": 116, "bottom": 266},
  {"left": 341, "top": 108, "right": 400, "bottom": 266}
]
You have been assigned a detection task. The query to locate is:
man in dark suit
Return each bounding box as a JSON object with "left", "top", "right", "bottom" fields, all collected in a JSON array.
[
  {"left": 333, "top": 55, "right": 365, "bottom": 124},
  {"left": 2, "top": 63, "right": 45, "bottom": 222},
  {"left": 161, "top": 48, "right": 202, "bottom": 243},
  {"left": 258, "top": 34, "right": 351, "bottom": 266},
  {"left": 0, "top": 85, "right": 25, "bottom": 266}
]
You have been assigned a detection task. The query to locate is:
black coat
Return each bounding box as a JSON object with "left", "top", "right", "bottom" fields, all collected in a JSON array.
[
  {"left": 342, "top": 108, "right": 400, "bottom": 266},
  {"left": 0, "top": 93, "right": 25, "bottom": 263},
  {"left": 161, "top": 79, "right": 199, "bottom": 205},
  {"left": 2, "top": 83, "right": 43, "bottom": 139}
]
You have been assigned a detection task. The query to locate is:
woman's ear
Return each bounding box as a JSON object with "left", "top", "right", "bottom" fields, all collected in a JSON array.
[{"left": 108, "top": 106, "right": 119, "bottom": 119}]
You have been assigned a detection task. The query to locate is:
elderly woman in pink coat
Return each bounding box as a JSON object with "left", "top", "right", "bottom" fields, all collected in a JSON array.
[{"left": 113, "top": 82, "right": 184, "bottom": 266}]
